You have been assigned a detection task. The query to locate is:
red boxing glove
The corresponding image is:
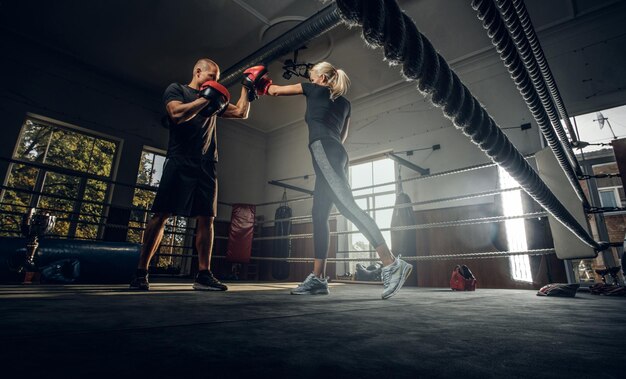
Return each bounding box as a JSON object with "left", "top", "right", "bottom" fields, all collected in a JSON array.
[
  {"left": 242, "top": 65, "right": 273, "bottom": 99},
  {"left": 255, "top": 75, "right": 273, "bottom": 96},
  {"left": 242, "top": 66, "right": 267, "bottom": 87},
  {"left": 198, "top": 81, "right": 230, "bottom": 117}
]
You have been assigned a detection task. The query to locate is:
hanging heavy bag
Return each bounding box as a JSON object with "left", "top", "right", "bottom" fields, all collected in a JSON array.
[
  {"left": 450, "top": 264, "right": 477, "bottom": 291},
  {"left": 272, "top": 202, "right": 292, "bottom": 280},
  {"left": 391, "top": 191, "right": 417, "bottom": 282},
  {"left": 391, "top": 192, "right": 417, "bottom": 254}
]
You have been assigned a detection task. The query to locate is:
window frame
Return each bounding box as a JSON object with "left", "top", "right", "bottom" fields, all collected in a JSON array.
[{"left": 1, "top": 114, "right": 121, "bottom": 239}]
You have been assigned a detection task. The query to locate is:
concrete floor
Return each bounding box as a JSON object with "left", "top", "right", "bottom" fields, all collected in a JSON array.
[{"left": 1, "top": 280, "right": 624, "bottom": 378}]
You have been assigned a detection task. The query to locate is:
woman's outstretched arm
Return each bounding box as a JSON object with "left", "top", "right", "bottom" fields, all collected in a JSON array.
[{"left": 267, "top": 83, "right": 304, "bottom": 96}]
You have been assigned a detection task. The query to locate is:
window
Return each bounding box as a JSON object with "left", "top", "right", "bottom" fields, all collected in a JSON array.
[
  {"left": 128, "top": 148, "right": 193, "bottom": 275},
  {"left": 347, "top": 157, "right": 395, "bottom": 271},
  {"left": 570, "top": 104, "right": 626, "bottom": 152},
  {"left": 591, "top": 163, "right": 624, "bottom": 210},
  {"left": 0, "top": 117, "right": 117, "bottom": 239},
  {"left": 598, "top": 187, "right": 621, "bottom": 208},
  {"left": 498, "top": 166, "right": 532, "bottom": 282}
]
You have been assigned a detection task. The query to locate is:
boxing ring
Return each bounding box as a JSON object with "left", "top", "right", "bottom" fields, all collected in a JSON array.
[
  {"left": 1, "top": 0, "right": 625, "bottom": 284},
  {"left": 1, "top": 2, "right": 625, "bottom": 378}
]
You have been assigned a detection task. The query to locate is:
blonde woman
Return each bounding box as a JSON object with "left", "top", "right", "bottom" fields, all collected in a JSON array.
[{"left": 248, "top": 62, "right": 412, "bottom": 299}]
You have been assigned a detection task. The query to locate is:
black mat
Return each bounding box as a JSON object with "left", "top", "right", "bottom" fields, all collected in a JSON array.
[{"left": 1, "top": 281, "right": 623, "bottom": 378}]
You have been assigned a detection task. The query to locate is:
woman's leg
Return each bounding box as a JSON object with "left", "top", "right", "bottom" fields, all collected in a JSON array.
[
  {"left": 310, "top": 139, "right": 394, "bottom": 265},
  {"left": 312, "top": 181, "right": 334, "bottom": 277},
  {"left": 309, "top": 138, "right": 412, "bottom": 299}
]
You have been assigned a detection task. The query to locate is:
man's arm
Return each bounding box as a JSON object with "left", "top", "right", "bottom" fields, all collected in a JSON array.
[
  {"left": 340, "top": 117, "right": 350, "bottom": 144},
  {"left": 220, "top": 87, "right": 251, "bottom": 119},
  {"left": 166, "top": 98, "right": 209, "bottom": 124}
]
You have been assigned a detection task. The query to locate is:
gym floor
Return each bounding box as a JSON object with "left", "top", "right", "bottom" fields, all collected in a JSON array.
[{"left": 1, "top": 280, "right": 623, "bottom": 378}]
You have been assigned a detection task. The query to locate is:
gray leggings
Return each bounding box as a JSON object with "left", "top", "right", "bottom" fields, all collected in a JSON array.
[{"left": 309, "top": 139, "right": 387, "bottom": 259}]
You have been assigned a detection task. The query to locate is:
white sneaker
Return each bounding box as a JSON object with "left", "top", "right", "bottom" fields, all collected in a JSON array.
[
  {"left": 291, "top": 273, "right": 330, "bottom": 295},
  {"left": 381, "top": 256, "right": 412, "bottom": 299}
]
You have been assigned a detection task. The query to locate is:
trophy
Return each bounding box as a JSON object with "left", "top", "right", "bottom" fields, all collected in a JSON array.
[{"left": 8, "top": 208, "right": 56, "bottom": 273}]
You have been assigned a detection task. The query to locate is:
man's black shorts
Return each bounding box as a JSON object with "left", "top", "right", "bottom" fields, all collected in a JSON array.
[{"left": 151, "top": 156, "right": 217, "bottom": 217}]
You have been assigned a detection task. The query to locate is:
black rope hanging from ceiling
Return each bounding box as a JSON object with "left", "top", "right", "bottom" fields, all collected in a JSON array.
[
  {"left": 510, "top": 0, "right": 579, "bottom": 144},
  {"left": 333, "top": 0, "right": 605, "bottom": 251},
  {"left": 472, "top": 0, "right": 588, "bottom": 208},
  {"left": 492, "top": 0, "right": 583, "bottom": 176}
]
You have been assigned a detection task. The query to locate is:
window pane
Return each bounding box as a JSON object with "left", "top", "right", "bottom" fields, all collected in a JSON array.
[
  {"left": 0, "top": 164, "right": 40, "bottom": 236},
  {"left": 350, "top": 162, "right": 373, "bottom": 196},
  {"left": 375, "top": 193, "right": 395, "bottom": 209},
  {"left": 132, "top": 188, "right": 156, "bottom": 209},
  {"left": 89, "top": 139, "right": 116, "bottom": 176},
  {"left": 372, "top": 159, "right": 395, "bottom": 193},
  {"left": 151, "top": 155, "right": 166, "bottom": 186},
  {"left": 75, "top": 179, "right": 107, "bottom": 239},
  {"left": 5, "top": 164, "right": 38, "bottom": 201},
  {"left": 45, "top": 128, "right": 92, "bottom": 172},
  {"left": 14, "top": 120, "right": 53, "bottom": 162},
  {"left": 131, "top": 149, "right": 173, "bottom": 246},
  {"left": 572, "top": 105, "right": 626, "bottom": 153},
  {"left": 137, "top": 152, "right": 154, "bottom": 185},
  {"left": 599, "top": 190, "right": 618, "bottom": 207},
  {"left": 498, "top": 166, "right": 532, "bottom": 282},
  {"left": 39, "top": 172, "right": 80, "bottom": 238}
]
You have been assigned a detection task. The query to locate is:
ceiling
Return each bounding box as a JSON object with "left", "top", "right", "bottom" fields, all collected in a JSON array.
[{"left": 2, "top": 0, "right": 625, "bottom": 134}]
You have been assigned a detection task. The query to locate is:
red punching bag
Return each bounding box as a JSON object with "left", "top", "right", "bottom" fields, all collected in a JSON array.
[{"left": 226, "top": 204, "right": 256, "bottom": 264}]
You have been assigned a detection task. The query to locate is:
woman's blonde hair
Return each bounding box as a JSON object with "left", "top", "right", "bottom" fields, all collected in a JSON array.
[{"left": 310, "top": 62, "right": 350, "bottom": 100}]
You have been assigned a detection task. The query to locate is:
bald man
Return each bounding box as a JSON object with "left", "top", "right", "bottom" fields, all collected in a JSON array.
[{"left": 130, "top": 59, "right": 251, "bottom": 291}]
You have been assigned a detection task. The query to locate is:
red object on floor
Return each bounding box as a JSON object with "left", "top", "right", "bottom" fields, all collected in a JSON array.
[
  {"left": 450, "top": 265, "right": 477, "bottom": 291},
  {"left": 226, "top": 204, "right": 256, "bottom": 264}
]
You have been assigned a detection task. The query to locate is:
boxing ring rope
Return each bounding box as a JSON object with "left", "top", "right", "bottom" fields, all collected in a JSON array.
[
  {"left": 252, "top": 212, "right": 548, "bottom": 241},
  {"left": 210, "top": 248, "right": 557, "bottom": 263},
  {"left": 255, "top": 157, "right": 529, "bottom": 209},
  {"left": 500, "top": 0, "right": 580, "bottom": 145},
  {"left": 472, "top": 0, "right": 587, "bottom": 206},
  {"left": 326, "top": 0, "right": 605, "bottom": 251},
  {"left": 256, "top": 186, "right": 524, "bottom": 225}
]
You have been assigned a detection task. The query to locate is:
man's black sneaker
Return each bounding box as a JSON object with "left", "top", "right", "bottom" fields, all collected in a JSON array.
[
  {"left": 129, "top": 275, "right": 150, "bottom": 291},
  {"left": 193, "top": 271, "right": 228, "bottom": 291}
]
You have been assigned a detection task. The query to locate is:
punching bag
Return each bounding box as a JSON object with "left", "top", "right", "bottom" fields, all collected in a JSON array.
[
  {"left": 391, "top": 192, "right": 417, "bottom": 256},
  {"left": 226, "top": 204, "right": 256, "bottom": 264},
  {"left": 390, "top": 169, "right": 417, "bottom": 282},
  {"left": 272, "top": 194, "right": 292, "bottom": 280}
]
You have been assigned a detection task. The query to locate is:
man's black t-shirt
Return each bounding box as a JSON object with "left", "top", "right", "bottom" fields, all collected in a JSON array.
[
  {"left": 301, "top": 82, "right": 351, "bottom": 144},
  {"left": 163, "top": 83, "right": 218, "bottom": 161}
]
